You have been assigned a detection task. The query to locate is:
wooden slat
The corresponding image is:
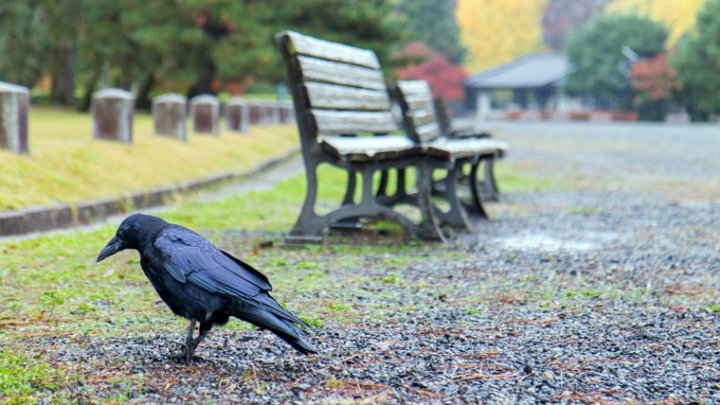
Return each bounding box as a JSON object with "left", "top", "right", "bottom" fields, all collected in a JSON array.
[
  {"left": 304, "top": 82, "right": 391, "bottom": 110},
  {"left": 415, "top": 123, "right": 441, "bottom": 143},
  {"left": 427, "top": 137, "right": 503, "bottom": 158},
  {"left": 397, "top": 80, "right": 432, "bottom": 97},
  {"left": 319, "top": 135, "right": 418, "bottom": 161},
  {"left": 404, "top": 94, "right": 435, "bottom": 113},
  {"left": 298, "top": 56, "right": 385, "bottom": 91},
  {"left": 284, "top": 31, "right": 381, "bottom": 69},
  {"left": 311, "top": 109, "right": 398, "bottom": 135},
  {"left": 410, "top": 108, "right": 436, "bottom": 128}
]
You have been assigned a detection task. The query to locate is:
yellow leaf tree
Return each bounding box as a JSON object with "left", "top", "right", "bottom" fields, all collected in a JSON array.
[
  {"left": 607, "top": 0, "right": 708, "bottom": 45},
  {"left": 456, "top": 0, "right": 548, "bottom": 72}
]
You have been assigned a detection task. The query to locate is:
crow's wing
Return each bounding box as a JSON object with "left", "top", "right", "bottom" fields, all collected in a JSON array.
[{"left": 152, "top": 225, "right": 272, "bottom": 299}]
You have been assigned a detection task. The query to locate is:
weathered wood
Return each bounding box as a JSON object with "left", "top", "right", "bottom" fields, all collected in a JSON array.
[
  {"left": 92, "top": 88, "right": 134, "bottom": 144},
  {"left": 414, "top": 122, "right": 442, "bottom": 143},
  {"left": 433, "top": 97, "right": 452, "bottom": 135},
  {"left": 392, "top": 81, "right": 443, "bottom": 143},
  {"left": 310, "top": 110, "right": 398, "bottom": 135},
  {"left": 394, "top": 79, "right": 509, "bottom": 212},
  {"left": 284, "top": 31, "right": 380, "bottom": 69},
  {"left": 298, "top": 56, "right": 385, "bottom": 91},
  {"left": 275, "top": 31, "right": 448, "bottom": 242},
  {"left": 0, "top": 81, "right": 29, "bottom": 154},
  {"left": 304, "top": 82, "right": 391, "bottom": 110},
  {"left": 404, "top": 94, "right": 435, "bottom": 112},
  {"left": 319, "top": 135, "right": 417, "bottom": 161},
  {"left": 153, "top": 93, "right": 187, "bottom": 141},
  {"left": 410, "top": 109, "right": 436, "bottom": 128},
  {"left": 189, "top": 94, "right": 219, "bottom": 135},
  {"left": 427, "top": 137, "right": 505, "bottom": 159}
]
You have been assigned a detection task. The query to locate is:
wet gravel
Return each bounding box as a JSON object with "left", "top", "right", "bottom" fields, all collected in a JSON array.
[{"left": 12, "top": 122, "right": 720, "bottom": 403}]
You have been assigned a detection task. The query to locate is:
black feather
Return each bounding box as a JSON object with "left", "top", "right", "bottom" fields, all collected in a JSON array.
[{"left": 98, "top": 213, "right": 317, "bottom": 356}]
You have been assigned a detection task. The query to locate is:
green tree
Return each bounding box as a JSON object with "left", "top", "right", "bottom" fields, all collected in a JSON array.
[
  {"left": 565, "top": 14, "right": 668, "bottom": 107},
  {"left": 0, "top": 1, "right": 49, "bottom": 88},
  {"left": 672, "top": 0, "right": 720, "bottom": 121},
  {"left": 2, "top": 1, "right": 406, "bottom": 109},
  {"left": 396, "top": 0, "right": 466, "bottom": 64}
]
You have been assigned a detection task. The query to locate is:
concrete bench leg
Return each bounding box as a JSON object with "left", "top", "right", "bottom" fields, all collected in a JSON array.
[
  {"left": 286, "top": 161, "right": 447, "bottom": 243},
  {"left": 432, "top": 165, "right": 471, "bottom": 230}
]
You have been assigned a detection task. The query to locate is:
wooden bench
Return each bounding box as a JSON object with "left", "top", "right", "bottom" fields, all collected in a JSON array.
[
  {"left": 275, "top": 31, "right": 508, "bottom": 241},
  {"left": 432, "top": 96, "right": 505, "bottom": 201},
  {"left": 275, "top": 31, "right": 452, "bottom": 243},
  {"left": 389, "top": 80, "right": 508, "bottom": 227}
]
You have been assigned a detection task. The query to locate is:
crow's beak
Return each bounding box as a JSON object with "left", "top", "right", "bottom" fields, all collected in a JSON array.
[{"left": 97, "top": 236, "right": 124, "bottom": 263}]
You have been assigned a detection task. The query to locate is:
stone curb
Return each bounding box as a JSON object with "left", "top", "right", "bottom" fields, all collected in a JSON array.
[{"left": 0, "top": 147, "right": 300, "bottom": 237}]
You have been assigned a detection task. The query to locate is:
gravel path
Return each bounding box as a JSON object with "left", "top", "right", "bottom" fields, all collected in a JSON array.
[{"left": 10, "top": 122, "right": 720, "bottom": 404}]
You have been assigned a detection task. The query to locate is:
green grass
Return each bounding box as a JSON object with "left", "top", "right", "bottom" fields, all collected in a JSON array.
[
  {"left": 0, "top": 107, "right": 298, "bottom": 210},
  {"left": 0, "top": 350, "right": 59, "bottom": 401}
]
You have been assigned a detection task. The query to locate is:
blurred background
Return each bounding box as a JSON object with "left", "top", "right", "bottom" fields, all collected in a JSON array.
[{"left": 1, "top": 0, "right": 717, "bottom": 122}]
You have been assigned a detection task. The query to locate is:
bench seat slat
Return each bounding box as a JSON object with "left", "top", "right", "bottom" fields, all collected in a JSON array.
[
  {"left": 299, "top": 56, "right": 385, "bottom": 91},
  {"left": 426, "top": 138, "right": 508, "bottom": 159},
  {"left": 319, "top": 135, "right": 419, "bottom": 161},
  {"left": 286, "top": 31, "right": 381, "bottom": 69},
  {"left": 305, "top": 82, "right": 391, "bottom": 110},
  {"left": 311, "top": 109, "right": 398, "bottom": 135}
]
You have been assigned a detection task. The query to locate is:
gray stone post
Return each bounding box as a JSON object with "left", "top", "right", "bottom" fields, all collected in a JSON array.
[
  {"left": 0, "top": 82, "right": 30, "bottom": 154},
  {"left": 92, "top": 88, "right": 134, "bottom": 144},
  {"left": 271, "top": 101, "right": 281, "bottom": 124},
  {"left": 225, "top": 97, "right": 249, "bottom": 133},
  {"left": 153, "top": 93, "right": 187, "bottom": 141},
  {"left": 248, "top": 102, "right": 262, "bottom": 125},
  {"left": 189, "top": 94, "right": 219, "bottom": 135},
  {"left": 281, "top": 102, "right": 295, "bottom": 124}
]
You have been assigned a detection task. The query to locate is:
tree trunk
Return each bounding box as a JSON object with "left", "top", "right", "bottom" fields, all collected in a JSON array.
[
  {"left": 77, "top": 64, "right": 103, "bottom": 112},
  {"left": 188, "top": 61, "right": 217, "bottom": 98},
  {"left": 135, "top": 72, "right": 156, "bottom": 111},
  {"left": 49, "top": 44, "right": 76, "bottom": 105}
]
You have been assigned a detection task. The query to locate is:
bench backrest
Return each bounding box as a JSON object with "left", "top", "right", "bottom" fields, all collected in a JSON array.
[
  {"left": 392, "top": 80, "right": 442, "bottom": 144},
  {"left": 275, "top": 31, "right": 399, "bottom": 150}
]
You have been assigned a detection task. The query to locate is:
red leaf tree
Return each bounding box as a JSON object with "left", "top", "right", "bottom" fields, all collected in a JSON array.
[
  {"left": 630, "top": 53, "right": 680, "bottom": 105},
  {"left": 395, "top": 42, "right": 467, "bottom": 102}
]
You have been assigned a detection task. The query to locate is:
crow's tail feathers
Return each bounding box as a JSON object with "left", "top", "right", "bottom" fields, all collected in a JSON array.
[
  {"left": 271, "top": 321, "right": 318, "bottom": 355},
  {"left": 232, "top": 299, "right": 317, "bottom": 355}
]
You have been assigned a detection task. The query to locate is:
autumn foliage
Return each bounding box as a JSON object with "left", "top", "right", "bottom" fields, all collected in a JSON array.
[
  {"left": 456, "top": 0, "right": 547, "bottom": 72},
  {"left": 395, "top": 42, "right": 467, "bottom": 102},
  {"left": 607, "top": 0, "right": 709, "bottom": 45},
  {"left": 630, "top": 53, "right": 680, "bottom": 104}
]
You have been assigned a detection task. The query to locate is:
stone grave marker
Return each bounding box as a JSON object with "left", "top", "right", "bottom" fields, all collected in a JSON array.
[
  {"left": 225, "top": 97, "right": 249, "bottom": 133},
  {"left": 153, "top": 93, "right": 187, "bottom": 141},
  {"left": 0, "top": 81, "right": 30, "bottom": 154},
  {"left": 189, "top": 94, "right": 219, "bottom": 135},
  {"left": 92, "top": 88, "right": 134, "bottom": 144}
]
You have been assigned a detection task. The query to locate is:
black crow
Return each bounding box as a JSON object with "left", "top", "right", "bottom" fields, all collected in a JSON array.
[{"left": 97, "top": 213, "right": 316, "bottom": 362}]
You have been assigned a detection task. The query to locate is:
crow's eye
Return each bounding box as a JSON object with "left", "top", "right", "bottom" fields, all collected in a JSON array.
[{"left": 118, "top": 230, "right": 126, "bottom": 239}]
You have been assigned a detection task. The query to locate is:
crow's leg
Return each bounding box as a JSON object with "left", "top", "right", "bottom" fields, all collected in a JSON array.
[
  {"left": 192, "top": 322, "right": 213, "bottom": 351},
  {"left": 184, "top": 319, "right": 196, "bottom": 363}
]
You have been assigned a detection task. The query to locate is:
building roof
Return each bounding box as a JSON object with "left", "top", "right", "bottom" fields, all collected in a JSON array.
[{"left": 465, "top": 54, "right": 569, "bottom": 89}]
